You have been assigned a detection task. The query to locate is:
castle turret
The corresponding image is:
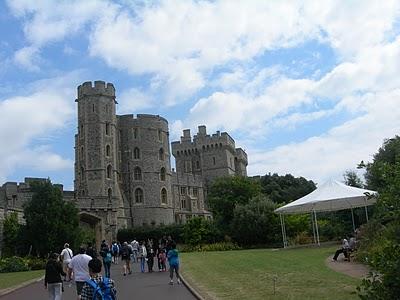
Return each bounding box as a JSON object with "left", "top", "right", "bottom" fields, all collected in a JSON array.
[{"left": 75, "top": 81, "right": 126, "bottom": 239}]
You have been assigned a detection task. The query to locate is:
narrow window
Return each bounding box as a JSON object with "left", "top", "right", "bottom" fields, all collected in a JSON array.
[
  {"left": 196, "top": 161, "right": 200, "bottom": 169},
  {"left": 158, "top": 129, "right": 162, "bottom": 141},
  {"left": 107, "top": 165, "right": 112, "bottom": 179},
  {"left": 193, "top": 188, "right": 198, "bottom": 197},
  {"left": 160, "top": 167, "right": 166, "bottom": 181},
  {"left": 181, "top": 199, "right": 186, "bottom": 209},
  {"left": 80, "top": 146, "right": 84, "bottom": 158},
  {"left": 134, "top": 167, "right": 142, "bottom": 180},
  {"left": 161, "top": 188, "right": 167, "bottom": 204},
  {"left": 106, "top": 123, "right": 110, "bottom": 135},
  {"left": 213, "top": 157, "right": 216, "bottom": 165},
  {"left": 108, "top": 188, "right": 112, "bottom": 201},
  {"left": 92, "top": 103, "right": 95, "bottom": 112},
  {"left": 134, "top": 147, "right": 140, "bottom": 159},
  {"left": 159, "top": 148, "right": 164, "bottom": 160},
  {"left": 180, "top": 187, "right": 186, "bottom": 195},
  {"left": 106, "top": 145, "right": 110, "bottom": 156},
  {"left": 133, "top": 128, "right": 138, "bottom": 139},
  {"left": 135, "top": 188, "right": 143, "bottom": 203}
]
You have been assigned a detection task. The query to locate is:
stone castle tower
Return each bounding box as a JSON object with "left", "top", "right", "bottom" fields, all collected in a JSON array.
[{"left": 72, "top": 80, "right": 247, "bottom": 240}]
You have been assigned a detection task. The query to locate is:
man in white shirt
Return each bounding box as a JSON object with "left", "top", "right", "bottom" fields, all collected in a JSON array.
[
  {"left": 68, "top": 246, "right": 92, "bottom": 299},
  {"left": 131, "top": 239, "right": 139, "bottom": 262},
  {"left": 60, "top": 243, "right": 73, "bottom": 281}
]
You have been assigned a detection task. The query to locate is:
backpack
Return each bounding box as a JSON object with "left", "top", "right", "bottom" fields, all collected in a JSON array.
[
  {"left": 104, "top": 252, "right": 112, "bottom": 264},
  {"left": 112, "top": 244, "right": 119, "bottom": 254},
  {"left": 85, "top": 278, "right": 116, "bottom": 300}
]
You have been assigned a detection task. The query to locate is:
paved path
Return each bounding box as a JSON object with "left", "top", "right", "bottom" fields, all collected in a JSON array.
[
  {"left": 325, "top": 256, "right": 370, "bottom": 278},
  {"left": 0, "top": 262, "right": 196, "bottom": 300}
]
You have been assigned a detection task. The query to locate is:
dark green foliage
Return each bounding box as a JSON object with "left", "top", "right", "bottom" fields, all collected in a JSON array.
[
  {"left": 357, "top": 141, "right": 400, "bottom": 299},
  {"left": 260, "top": 173, "right": 316, "bottom": 204},
  {"left": 23, "top": 180, "right": 81, "bottom": 257},
  {"left": 207, "top": 176, "right": 261, "bottom": 230},
  {"left": 0, "top": 257, "right": 29, "bottom": 273},
  {"left": 180, "top": 242, "right": 241, "bottom": 252},
  {"left": 117, "top": 223, "right": 184, "bottom": 243},
  {"left": 365, "top": 135, "right": 400, "bottom": 190},
  {"left": 230, "top": 195, "right": 280, "bottom": 246},
  {"left": 25, "top": 257, "right": 47, "bottom": 270},
  {"left": 2, "top": 212, "right": 20, "bottom": 257},
  {"left": 183, "top": 217, "right": 223, "bottom": 246},
  {"left": 343, "top": 170, "right": 364, "bottom": 188}
]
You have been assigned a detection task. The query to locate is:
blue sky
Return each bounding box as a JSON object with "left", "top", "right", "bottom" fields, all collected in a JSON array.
[{"left": 1, "top": 0, "right": 400, "bottom": 190}]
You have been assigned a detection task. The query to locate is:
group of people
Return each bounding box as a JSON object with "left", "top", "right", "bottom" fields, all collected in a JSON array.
[{"left": 44, "top": 236, "right": 181, "bottom": 299}]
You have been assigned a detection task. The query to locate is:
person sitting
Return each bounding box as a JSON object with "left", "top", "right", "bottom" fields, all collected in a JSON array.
[{"left": 332, "top": 238, "right": 350, "bottom": 261}]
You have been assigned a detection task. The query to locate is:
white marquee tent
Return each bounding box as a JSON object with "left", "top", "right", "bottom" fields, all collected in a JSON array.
[{"left": 274, "top": 179, "right": 377, "bottom": 247}]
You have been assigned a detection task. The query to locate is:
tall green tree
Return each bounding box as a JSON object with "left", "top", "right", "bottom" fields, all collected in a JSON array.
[
  {"left": 207, "top": 176, "right": 261, "bottom": 230},
  {"left": 343, "top": 170, "right": 364, "bottom": 188},
  {"left": 2, "top": 212, "right": 20, "bottom": 257},
  {"left": 231, "top": 194, "right": 280, "bottom": 246},
  {"left": 260, "top": 173, "right": 316, "bottom": 204},
  {"left": 23, "top": 180, "right": 81, "bottom": 256}
]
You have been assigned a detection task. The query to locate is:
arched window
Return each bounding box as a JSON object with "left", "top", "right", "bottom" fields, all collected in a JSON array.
[
  {"left": 135, "top": 188, "right": 143, "bottom": 203},
  {"left": 134, "top": 167, "right": 142, "bottom": 180},
  {"left": 107, "top": 165, "right": 112, "bottom": 179},
  {"left": 160, "top": 167, "right": 166, "bottom": 181},
  {"left": 106, "top": 145, "right": 110, "bottom": 156},
  {"left": 108, "top": 188, "right": 112, "bottom": 201},
  {"left": 134, "top": 147, "right": 140, "bottom": 159},
  {"left": 159, "top": 148, "right": 164, "bottom": 160},
  {"left": 161, "top": 188, "right": 167, "bottom": 204}
]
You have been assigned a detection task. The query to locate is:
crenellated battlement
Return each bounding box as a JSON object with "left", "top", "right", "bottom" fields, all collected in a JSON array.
[{"left": 77, "top": 81, "right": 115, "bottom": 98}]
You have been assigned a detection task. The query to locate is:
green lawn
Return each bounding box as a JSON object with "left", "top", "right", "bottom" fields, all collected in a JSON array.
[
  {"left": 181, "top": 246, "right": 360, "bottom": 300},
  {"left": 0, "top": 270, "right": 44, "bottom": 290}
]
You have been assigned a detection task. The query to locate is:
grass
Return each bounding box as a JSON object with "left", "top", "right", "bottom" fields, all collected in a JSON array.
[
  {"left": 181, "top": 246, "right": 360, "bottom": 300},
  {"left": 0, "top": 270, "right": 44, "bottom": 290}
]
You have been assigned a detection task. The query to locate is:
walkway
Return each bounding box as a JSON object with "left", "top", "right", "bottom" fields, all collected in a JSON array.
[
  {"left": 0, "top": 262, "right": 196, "bottom": 300},
  {"left": 325, "top": 256, "right": 370, "bottom": 278}
]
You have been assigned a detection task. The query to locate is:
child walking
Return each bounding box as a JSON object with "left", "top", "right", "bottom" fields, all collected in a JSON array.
[{"left": 167, "top": 243, "right": 180, "bottom": 285}]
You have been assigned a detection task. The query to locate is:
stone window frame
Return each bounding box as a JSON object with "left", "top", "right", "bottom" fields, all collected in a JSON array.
[
  {"left": 160, "top": 167, "right": 166, "bottom": 181},
  {"left": 159, "top": 148, "right": 164, "bottom": 161},
  {"left": 133, "top": 128, "right": 138, "bottom": 139},
  {"left": 133, "top": 147, "right": 140, "bottom": 159},
  {"left": 106, "top": 164, "right": 112, "bottom": 179},
  {"left": 161, "top": 187, "right": 168, "bottom": 205},
  {"left": 180, "top": 186, "right": 186, "bottom": 195},
  {"left": 193, "top": 187, "right": 198, "bottom": 197},
  {"left": 106, "top": 145, "right": 111, "bottom": 157},
  {"left": 133, "top": 166, "right": 142, "bottom": 181},
  {"left": 134, "top": 187, "right": 144, "bottom": 204},
  {"left": 107, "top": 188, "right": 112, "bottom": 202},
  {"left": 105, "top": 122, "right": 110, "bottom": 135}
]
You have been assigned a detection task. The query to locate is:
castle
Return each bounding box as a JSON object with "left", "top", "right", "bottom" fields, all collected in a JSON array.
[{"left": 0, "top": 81, "right": 247, "bottom": 245}]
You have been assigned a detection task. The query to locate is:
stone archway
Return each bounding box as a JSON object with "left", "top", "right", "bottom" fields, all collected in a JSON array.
[{"left": 79, "top": 212, "right": 103, "bottom": 250}]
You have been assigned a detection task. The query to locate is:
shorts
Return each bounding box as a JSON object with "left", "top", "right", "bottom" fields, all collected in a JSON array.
[{"left": 76, "top": 281, "right": 85, "bottom": 295}]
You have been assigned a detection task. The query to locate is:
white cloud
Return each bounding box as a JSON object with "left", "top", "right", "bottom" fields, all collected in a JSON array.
[
  {"left": 117, "top": 87, "right": 155, "bottom": 114},
  {"left": 14, "top": 46, "right": 41, "bottom": 71},
  {"left": 0, "top": 73, "right": 80, "bottom": 182}
]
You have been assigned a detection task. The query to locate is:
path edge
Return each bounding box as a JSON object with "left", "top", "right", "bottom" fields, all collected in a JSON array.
[
  {"left": 0, "top": 275, "right": 44, "bottom": 297},
  {"left": 180, "top": 275, "right": 205, "bottom": 300}
]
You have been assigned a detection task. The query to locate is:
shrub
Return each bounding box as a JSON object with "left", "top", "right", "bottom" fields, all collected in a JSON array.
[
  {"left": 180, "top": 242, "right": 241, "bottom": 252},
  {"left": 25, "top": 257, "right": 47, "bottom": 270},
  {"left": 183, "top": 217, "right": 224, "bottom": 246},
  {"left": 0, "top": 257, "right": 29, "bottom": 273},
  {"left": 118, "top": 223, "right": 184, "bottom": 244}
]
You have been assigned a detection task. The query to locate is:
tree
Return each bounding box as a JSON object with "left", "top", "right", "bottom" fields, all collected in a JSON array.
[
  {"left": 2, "top": 212, "right": 20, "bottom": 257},
  {"left": 182, "top": 217, "right": 223, "bottom": 246},
  {"left": 207, "top": 176, "right": 261, "bottom": 230},
  {"left": 260, "top": 173, "right": 316, "bottom": 204},
  {"left": 231, "top": 194, "right": 280, "bottom": 246},
  {"left": 23, "top": 180, "right": 81, "bottom": 256},
  {"left": 357, "top": 139, "right": 400, "bottom": 299},
  {"left": 343, "top": 170, "right": 364, "bottom": 188},
  {"left": 365, "top": 136, "right": 400, "bottom": 190}
]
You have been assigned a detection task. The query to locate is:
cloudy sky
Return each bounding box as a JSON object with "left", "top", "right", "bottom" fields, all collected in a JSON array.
[{"left": 1, "top": 0, "right": 400, "bottom": 189}]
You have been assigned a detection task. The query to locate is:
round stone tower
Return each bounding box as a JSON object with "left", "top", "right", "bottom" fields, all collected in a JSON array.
[{"left": 74, "top": 81, "right": 126, "bottom": 238}]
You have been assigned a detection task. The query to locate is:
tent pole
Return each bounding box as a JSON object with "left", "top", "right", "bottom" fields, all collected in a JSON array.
[
  {"left": 279, "top": 214, "right": 285, "bottom": 248},
  {"left": 282, "top": 214, "right": 288, "bottom": 248},
  {"left": 314, "top": 210, "right": 320, "bottom": 246},
  {"left": 311, "top": 212, "right": 316, "bottom": 244},
  {"left": 350, "top": 207, "right": 356, "bottom": 232},
  {"left": 364, "top": 199, "right": 369, "bottom": 222}
]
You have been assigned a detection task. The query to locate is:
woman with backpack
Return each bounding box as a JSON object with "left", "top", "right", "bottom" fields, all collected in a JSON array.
[{"left": 100, "top": 241, "right": 112, "bottom": 278}]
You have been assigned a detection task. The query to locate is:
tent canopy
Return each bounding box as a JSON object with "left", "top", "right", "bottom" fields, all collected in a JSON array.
[{"left": 274, "top": 179, "right": 377, "bottom": 215}]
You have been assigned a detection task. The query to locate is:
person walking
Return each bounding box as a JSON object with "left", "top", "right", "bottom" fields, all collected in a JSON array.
[
  {"left": 139, "top": 241, "right": 147, "bottom": 273},
  {"left": 120, "top": 242, "right": 132, "bottom": 276},
  {"left": 68, "top": 246, "right": 92, "bottom": 299},
  {"left": 167, "top": 243, "right": 181, "bottom": 285},
  {"left": 158, "top": 248, "right": 167, "bottom": 272},
  {"left": 131, "top": 239, "right": 139, "bottom": 262},
  {"left": 80, "top": 258, "right": 116, "bottom": 300},
  {"left": 60, "top": 243, "right": 73, "bottom": 281},
  {"left": 100, "top": 240, "right": 112, "bottom": 278},
  {"left": 45, "top": 252, "right": 65, "bottom": 300},
  {"left": 111, "top": 241, "right": 119, "bottom": 264},
  {"left": 146, "top": 241, "right": 155, "bottom": 272}
]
